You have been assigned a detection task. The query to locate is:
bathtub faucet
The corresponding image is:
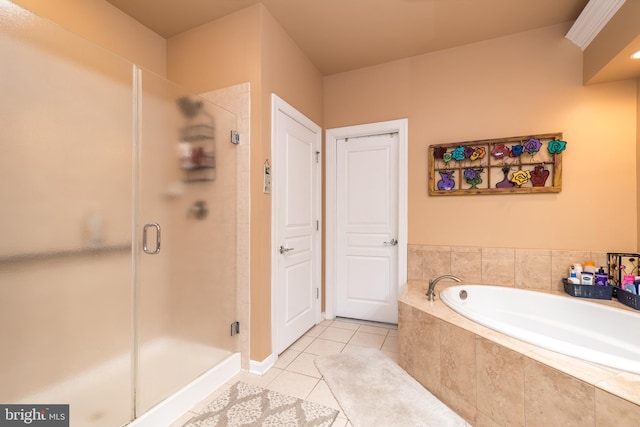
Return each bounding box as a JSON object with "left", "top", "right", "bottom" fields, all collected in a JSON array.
[{"left": 426, "top": 275, "right": 461, "bottom": 301}]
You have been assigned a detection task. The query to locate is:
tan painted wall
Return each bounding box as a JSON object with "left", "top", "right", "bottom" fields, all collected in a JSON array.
[
  {"left": 10, "top": 0, "right": 166, "bottom": 76},
  {"left": 166, "top": 5, "right": 262, "bottom": 93},
  {"left": 256, "top": 6, "right": 324, "bottom": 360},
  {"left": 260, "top": 6, "right": 324, "bottom": 126},
  {"left": 325, "top": 23, "right": 638, "bottom": 253}
]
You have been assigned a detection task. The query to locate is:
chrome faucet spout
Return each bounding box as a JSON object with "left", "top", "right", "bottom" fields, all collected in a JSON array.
[{"left": 426, "top": 274, "right": 461, "bottom": 301}]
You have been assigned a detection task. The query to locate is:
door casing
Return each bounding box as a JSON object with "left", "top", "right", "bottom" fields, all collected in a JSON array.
[{"left": 326, "top": 119, "right": 408, "bottom": 321}]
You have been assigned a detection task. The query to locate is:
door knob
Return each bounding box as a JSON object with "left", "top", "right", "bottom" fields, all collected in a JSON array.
[
  {"left": 279, "top": 246, "right": 294, "bottom": 254},
  {"left": 383, "top": 238, "right": 398, "bottom": 246}
]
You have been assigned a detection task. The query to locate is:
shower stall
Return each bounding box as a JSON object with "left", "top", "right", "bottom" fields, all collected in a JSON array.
[{"left": 0, "top": 2, "right": 240, "bottom": 426}]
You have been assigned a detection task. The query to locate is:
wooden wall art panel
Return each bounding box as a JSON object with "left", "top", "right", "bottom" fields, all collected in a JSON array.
[{"left": 428, "top": 132, "right": 566, "bottom": 196}]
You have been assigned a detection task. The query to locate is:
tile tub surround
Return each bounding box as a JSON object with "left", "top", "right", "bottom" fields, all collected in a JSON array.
[
  {"left": 408, "top": 244, "right": 609, "bottom": 291},
  {"left": 398, "top": 282, "right": 640, "bottom": 426}
]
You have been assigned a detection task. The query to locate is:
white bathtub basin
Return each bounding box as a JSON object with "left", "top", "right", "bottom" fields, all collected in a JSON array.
[{"left": 440, "top": 285, "right": 640, "bottom": 374}]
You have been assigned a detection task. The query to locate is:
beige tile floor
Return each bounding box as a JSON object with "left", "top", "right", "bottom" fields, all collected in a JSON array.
[{"left": 171, "top": 318, "right": 399, "bottom": 427}]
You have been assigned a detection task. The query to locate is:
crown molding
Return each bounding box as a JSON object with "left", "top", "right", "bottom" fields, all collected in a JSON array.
[{"left": 565, "top": 0, "right": 626, "bottom": 50}]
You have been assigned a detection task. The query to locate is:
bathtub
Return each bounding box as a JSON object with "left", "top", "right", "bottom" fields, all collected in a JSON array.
[{"left": 440, "top": 284, "right": 640, "bottom": 374}]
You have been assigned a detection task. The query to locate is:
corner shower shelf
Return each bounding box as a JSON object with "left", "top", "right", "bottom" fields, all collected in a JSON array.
[
  {"left": 180, "top": 124, "right": 215, "bottom": 142},
  {"left": 179, "top": 124, "right": 216, "bottom": 182}
]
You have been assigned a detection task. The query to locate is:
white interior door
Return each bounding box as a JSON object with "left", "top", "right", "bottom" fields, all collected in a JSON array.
[
  {"left": 336, "top": 133, "right": 399, "bottom": 323},
  {"left": 273, "top": 95, "right": 321, "bottom": 355}
]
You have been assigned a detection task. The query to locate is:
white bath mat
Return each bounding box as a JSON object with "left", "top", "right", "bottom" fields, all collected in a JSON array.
[
  {"left": 315, "top": 348, "right": 468, "bottom": 427},
  {"left": 181, "top": 381, "right": 338, "bottom": 427}
]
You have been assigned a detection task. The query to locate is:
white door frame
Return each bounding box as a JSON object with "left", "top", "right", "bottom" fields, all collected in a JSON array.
[
  {"left": 271, "top": 94, "right": 322, "bottom": 360},
  {"left": 325, "top": 119, "right": 408, "bottom": 321}
]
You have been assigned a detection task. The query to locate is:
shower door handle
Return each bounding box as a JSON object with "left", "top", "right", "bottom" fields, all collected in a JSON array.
[{"left": 143, "top": 223, "right": 161, "bottom": 255}]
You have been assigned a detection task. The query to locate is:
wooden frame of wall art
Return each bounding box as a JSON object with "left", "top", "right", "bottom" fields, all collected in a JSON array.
[{"left": 428, "top": 132, "right": 566, "bottom": 196}]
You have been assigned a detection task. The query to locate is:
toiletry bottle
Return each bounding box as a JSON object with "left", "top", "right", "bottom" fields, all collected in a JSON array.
[
  {"left": 569, "top": 265, "right": 578, "bottom": 279},
  {"left": 568, "top": 264, "right": 582, "bottom": 284},
  {"left": 594, "top": 267, "right": 608, "bottom": 286},
  {"left": 584, "top": 261, "right": 597, "bottom": 274},
  {"left": 580, "top": 271, "right": 594, "bottom": 285}
]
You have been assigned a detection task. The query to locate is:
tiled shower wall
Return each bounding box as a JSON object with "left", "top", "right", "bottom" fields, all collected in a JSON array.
[{"left": 408, "top": 244, "right": 609, "bottom": 291}]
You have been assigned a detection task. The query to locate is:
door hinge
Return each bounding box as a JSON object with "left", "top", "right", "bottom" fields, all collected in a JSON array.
[
  {"left": 316, "top": 288, "right": 320, "bottom": 299},
  {"left": 230, "top": 130, "right": 240, "bottom": 145},
  {"left": 230, "top": 321, "right": 240, "bottom": 336},
  {"left": 316, "top": 220, "right": 319, "bottom": 231},
  {"left": 315, "top": 151, "right": 320, "bottom": 163}
]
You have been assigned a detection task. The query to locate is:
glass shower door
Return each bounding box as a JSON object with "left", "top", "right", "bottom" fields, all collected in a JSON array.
[
  {"left": 0, "top": 1, "right": 134, "bottom": 426},
  {"left": 135, "top": 68, "right": 239, "bottom": 415},
  {"left": 0, "top": 2, "right": 240, "bottom": 424}
]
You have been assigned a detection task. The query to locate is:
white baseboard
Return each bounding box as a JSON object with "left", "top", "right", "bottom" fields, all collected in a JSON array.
[
  {"left": 249, "top": 353, "right": 276, "bottom": 376},
  {"left": 253, "top": 315, "right": 330, "bottom": 377},
  {"left": 322, "top": 312, "right": 334, "bottom": 321},
  {"left": 128, "top": 353, "right": 241, "bottom": 427}
]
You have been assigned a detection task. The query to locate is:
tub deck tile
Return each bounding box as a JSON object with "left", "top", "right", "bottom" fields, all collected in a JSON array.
[
  {"left": 596, "top": 371, "right": 640, "bottom": 405},
  {"left": 527, "top": 347, "right": 615, "bottom": 388}
]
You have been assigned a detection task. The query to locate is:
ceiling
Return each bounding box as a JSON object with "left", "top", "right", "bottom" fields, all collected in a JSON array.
[{"left": 105, "top": 0, "right": 590, "bottom": 75}]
